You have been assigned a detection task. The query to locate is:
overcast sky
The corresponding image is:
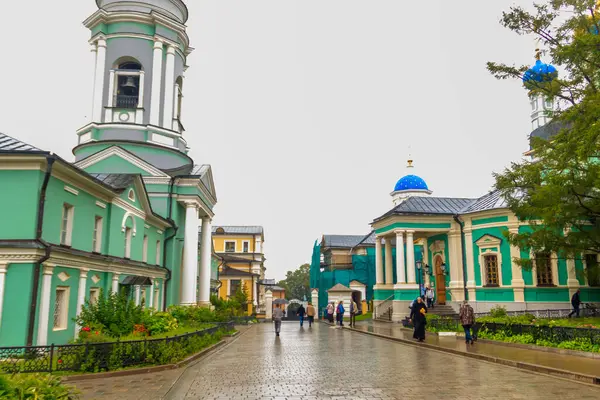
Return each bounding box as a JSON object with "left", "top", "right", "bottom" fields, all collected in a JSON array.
[{"left": 0, "top": 1, "right": 538, "bottom": 280}]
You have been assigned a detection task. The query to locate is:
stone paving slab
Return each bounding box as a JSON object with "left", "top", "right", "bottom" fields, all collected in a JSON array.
[
  {"left": 166, "top": 321, "right": 600, "bottom": 400},
  {"left": 351, "top": 320, "right": 600, "bottom": 380}
]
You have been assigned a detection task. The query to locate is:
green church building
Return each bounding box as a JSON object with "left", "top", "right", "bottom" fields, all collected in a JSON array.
[
  {"left": 0, "top": 0, "right": 217, "bottom": 347},
  {"left": 311, "top": 55, "right": 600, "bottom": 320}
]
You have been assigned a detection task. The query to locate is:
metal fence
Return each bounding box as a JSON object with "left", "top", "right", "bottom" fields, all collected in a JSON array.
[
  {"left": 0, "top": 322, "right": 234, "bottom": 374},
  {"left": 420, "top": 318, "right": 600, "bottom": 346},
  {"left": 474, "top": 306, "right": 598, "bottom": 319}
]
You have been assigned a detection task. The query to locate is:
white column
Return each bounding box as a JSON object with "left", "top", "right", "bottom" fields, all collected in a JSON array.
[
  {"left": 464, "top": 224, "right": 476, "bottom": 300},
  {"left": 508, "top": 225, "right": 525, "bottom": 302},
  {"left": 199, "top": 216, "right": 212, "bottom": 306},
  {"left": 112, "top": 273, "right": 120, "bottom": 293},
  {"left": 162, "top": 45, "right": 176, "bottom": 129},
  {"left": 422, "top": 243, "right": 431, "bottom": 286},
  {"left": 395, "top": 230, "right": 405, "bottom": 284},
  {"left": 90, "top": 43, "right": 98, "bottom": 123},
  {"left": 265, "top": 290, "right": 273, "bottom": 320},
  {"left": 37, "top": 265, "right": 54, "bottom": 346},
  {"left": 134, "top": 285, "right": 141, "bottom": 306},
  {"left": 160, "top": 282, "right": 165, "bottom": 311},
  {"left": 375, "top": 236, "right": 383, "bottom": 284},
  {"left": 105, "top": 69, "right": 116, "bottom": 122},
  {"left": 384, "top": 238, "right": 393, "bottom": 285},
  {"left": 311, "top": 289, "right": 319, "bottom": 313},
  {"left": 150, "top": 40, "right": 164, "bottom": 126},
  {"left": 0, "top": 263, "right": 8, "bottom": 328},
  {"left": 406, "top": 231, "right": 416, "bottom": 283},
  {"left": 181, "top": 202, "right": 199, "bottom": 305},
  {"left": 136, "top": 70, "right": 146, "bottom": 124},
  {"left": 92, "top": 38, "right": 107, "bottom": 123},
  {"left": 74, "top": 269, "right": 89, "bottom": 338},
  {"left": 149, "top": 279, "right": 155, "bottom": 309}
]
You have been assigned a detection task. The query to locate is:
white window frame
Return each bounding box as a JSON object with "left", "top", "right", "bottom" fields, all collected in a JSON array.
[
  {"left": 124, "top": 227, "right": 133, "bottom": 259},
  {"left": 53, "top": 286, "right": 70, "bottom": 331},
  {"left": 142, "top": 235, "right": 148, "bottom": 263},
  {"left": 60, "top": 204, "right": 74, "bottom": 246},
  {"left": 531, "top": 251, "right": 558, "bottom": 287},
  {"left": 93, "top": 216, "right": 103, "bottom": 253},
  {"left": 242, "top": 241, "right": 250, "bottom": 253},
  {"left": 89, "top": 287, "right": 100, "bottom": 305},
  {"left": 475, "top": 235, "right": 503, "bottom": 287},
  {"left": 128, "top": 189, "right": 135, "bottom": 202},
  {"left": 156, "top": 241, "right": 161, "bottom": 265},
  {"left": 229, "top": 279, "right": 242, "bottom": 296},
  {"left": 224, "top": 241, "right": 236, "bottom": 253}
]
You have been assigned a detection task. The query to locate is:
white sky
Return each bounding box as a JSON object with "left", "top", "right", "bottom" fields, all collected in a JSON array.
[{"left": 0, "top": 1, "right": 537, "bottom": 281}]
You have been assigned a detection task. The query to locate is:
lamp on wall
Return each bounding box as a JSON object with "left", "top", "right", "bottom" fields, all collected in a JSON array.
[
  {"left": 424, "top": 264, "right": 431, "bottom": 276},
  {"left": 441, "top": 263, "right": 447, "bottom": 276}
]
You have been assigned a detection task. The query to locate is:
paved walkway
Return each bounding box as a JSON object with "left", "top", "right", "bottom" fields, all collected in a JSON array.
[
  {"left": 352, "top": 320, "right": 600, "bottom": 377},
  {"left": 166, "top": 322, "right": 600, "bottom": 399}
]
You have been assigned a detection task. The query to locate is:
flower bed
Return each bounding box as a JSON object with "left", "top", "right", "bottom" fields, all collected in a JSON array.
[{"left": 0, "top": 373, "right": 79, "bottom": 399}]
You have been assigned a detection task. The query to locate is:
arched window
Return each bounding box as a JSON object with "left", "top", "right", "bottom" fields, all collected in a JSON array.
[
  {"left": 174, "top": 76, "right": 184, "bottom": 131},
  {"left": 113, "top": 59, "right": 143, "bottom": 110}
]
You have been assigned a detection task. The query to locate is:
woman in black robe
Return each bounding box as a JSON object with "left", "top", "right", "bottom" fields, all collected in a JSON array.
[{"left": 409, "top": 297, "right": 427, "bottom": 342}]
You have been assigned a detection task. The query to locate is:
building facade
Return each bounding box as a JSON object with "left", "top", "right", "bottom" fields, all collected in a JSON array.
[
  {"left": 0, "top": 0, "right": 216, "bottom": 347},
  {"left": 310, "top": 55, "right": 600, "bottom": 320},
  {"left": 211, "top": 226, "right": 266, "bottom": 314}
]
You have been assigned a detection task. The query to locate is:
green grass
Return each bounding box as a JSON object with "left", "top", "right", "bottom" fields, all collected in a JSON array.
[{"left": 342, "top": 312, "right": 372, "bottom": 322}]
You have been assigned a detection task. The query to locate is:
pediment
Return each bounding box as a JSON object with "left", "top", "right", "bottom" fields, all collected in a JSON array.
[{"left": 475, "top": 234, "right": 502, "bottom": 247}]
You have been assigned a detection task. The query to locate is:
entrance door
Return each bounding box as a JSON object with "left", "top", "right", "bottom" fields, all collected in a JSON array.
[{"left": 434, "top": 256, "right": 446, "bottom": 305}]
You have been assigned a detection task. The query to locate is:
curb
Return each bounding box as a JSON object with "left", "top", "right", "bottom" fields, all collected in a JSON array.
[
  {"left": 62, "top": 332, "right": 238, "bottom": 383},
  {"left": 345, "top": 327, "right": 600, "bottom": 386}
]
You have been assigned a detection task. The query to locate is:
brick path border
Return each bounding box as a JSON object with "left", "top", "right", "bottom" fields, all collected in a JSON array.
[{"left": 346, "top": 326, "right": 600, "bottom": 386}]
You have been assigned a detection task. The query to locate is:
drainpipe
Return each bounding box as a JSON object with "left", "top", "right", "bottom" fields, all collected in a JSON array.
[
  {"left": 453, "top": 215, "right": 469, "bottom": 301},
  {"left": 27, "top": 155, "right": 55, "bottom": 346},
  {"left": 162, "top": 176, "right": 179, "bottom": 311}
]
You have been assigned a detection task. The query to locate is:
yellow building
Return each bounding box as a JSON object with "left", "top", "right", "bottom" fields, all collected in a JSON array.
[{"left": 212, "top": 226, "right": 265, "bottom": 315}]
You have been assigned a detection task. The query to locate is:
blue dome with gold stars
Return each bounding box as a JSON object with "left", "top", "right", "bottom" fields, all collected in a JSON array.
[
  {"left": 523, "top": 59, "right": 557, "bottom": 83},
  {"left": 394, "top": 174, "right": 429, "bottom": 192}
]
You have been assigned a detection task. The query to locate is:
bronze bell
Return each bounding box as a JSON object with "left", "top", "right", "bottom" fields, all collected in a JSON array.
[{"left": 121, "top": 76, "right": 137, "bottom": 89}]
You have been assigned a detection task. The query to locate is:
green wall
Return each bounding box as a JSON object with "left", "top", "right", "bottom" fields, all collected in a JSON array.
[
  {"left": 475, "top": 288, "right": 515, "bottom": 302},
  {"left": 0, "top": 264, "right": 35, "bottom": 346},
  {"left": 0, "top": 170, "right": 42, "bottom": 239}
]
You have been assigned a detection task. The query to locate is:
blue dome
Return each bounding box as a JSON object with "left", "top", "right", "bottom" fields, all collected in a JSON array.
[
  {"left": 394, "top": 174, "right": 429, "bottom": 192},
  {"left": 523, "top": 59, "right": 557, "bottom": 83}
]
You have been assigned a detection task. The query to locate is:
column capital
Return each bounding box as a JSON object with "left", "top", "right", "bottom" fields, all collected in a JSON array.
[
  {"left": 42, "top": 265, "right": 54, "bottom": 275},
  {"left": 90, "top": 43, "right": 97, "bottom": 52},
  {"left": 166, "top": 45, "right": 176, "bottom": 55},
  {"left": 375, "top": 236, "right": 382, "bottom": 243},
  {"left": 96, "top": 38, "right": 107, "bottom": 48},
  {"left": 0, "top": 263, "right": 8, "bottom": 273},
  {"left": 79, "top": 269, "right": 89, "bottom": 279},
  {"left": 184, "top": 201, "right": 198, "bottom": 209},
  {"left": 405, "top": 230, "right": 415, "bottom": 235},
  {"left": 112, "top": 273, "right": 120, "bottom": 281},
  {"left": 394, "top": 229, "right": 405, "bottom": 235},
  {"left": 153, "top": 40, "right": 164, "bottom": 49}
]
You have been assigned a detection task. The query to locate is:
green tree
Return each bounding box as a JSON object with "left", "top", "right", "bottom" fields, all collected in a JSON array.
[
  {"left": 278, "top": 263, "right": 311, "bottom": 300},
  {"left": 488, "top": 0, "right": 600, "bottom": 282}
]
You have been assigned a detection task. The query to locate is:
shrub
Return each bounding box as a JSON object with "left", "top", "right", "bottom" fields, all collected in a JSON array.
[
  {"left": 1, "top": 374, "right": 79, "bottom": 399},
  {"left": 76, "top": 289, "right": 143, "bottom": 338},
  {"left": 489, "top": 305, "right": 508, "bottom": 318},
  {"left": 140, "top": 310, "right": 179, "bottom": 335}
]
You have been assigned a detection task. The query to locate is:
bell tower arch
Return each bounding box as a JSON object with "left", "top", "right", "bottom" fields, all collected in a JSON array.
[{"left": 75, "top": 0, "right": 193, "bottom": 174}]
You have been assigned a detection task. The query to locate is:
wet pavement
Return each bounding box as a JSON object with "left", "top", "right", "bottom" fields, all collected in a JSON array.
[
  {"left": 166, "top": 322, "right": 600, "bottom": 400},
  {"left": 352, "top": 320, "right": 600, "bottom": 377}
]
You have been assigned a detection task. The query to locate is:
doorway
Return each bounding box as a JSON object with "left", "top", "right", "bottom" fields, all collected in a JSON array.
[
  {"left": 434, "top": 255, "right": 446, "bottom": 305},
  {"left": 352, "top": 291, "right": 363, "bottom": 315}
]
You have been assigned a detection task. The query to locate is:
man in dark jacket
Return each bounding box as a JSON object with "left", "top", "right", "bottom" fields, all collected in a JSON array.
[
  {"left": 297, "top": 304, "right": 306, "bottom": 327},
  {"left": 568, "top": 289, "right": 581, "bottom": 318}
]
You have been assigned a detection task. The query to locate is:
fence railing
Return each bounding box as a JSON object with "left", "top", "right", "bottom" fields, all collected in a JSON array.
[
  {"left": 420, "top": 318, "right": 600, "bottom": 346},
  {"left": 0, "top": 322, "right": 234, "bottom": 374},
  {"left": 474, "top": 306, "right": 597, "bottom": 319},
  {"left": 114, "top": 95, "right": 139, "bottom": 109}
]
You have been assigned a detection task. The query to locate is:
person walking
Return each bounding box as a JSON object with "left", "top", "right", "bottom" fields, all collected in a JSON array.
[
  {"left": 306, "top": 302, "right": 316, "bottom": 327},
  {"left": 336, "top": 301, "right": 345, "bottom": 327},
  {"left": 273, "top": 304, "right": 284, "bottom": 337},
  {"left": 425, "top": 286, "right": 435, "bottom": 309},
  {"left": 409, "top": 297, "right": 427, "bottom": 342},
  {"left": 568, "top": 289, "right": 582, "bottom": 318},
  {"left": 459, "top": 300, "right": 475, "bottom": 345},
  {"left": 297, "top": 303, "right": 306, "bottom": 327},
  {"left": 349, "top": 299, "right": 358, "bottom": 327},
  {"left": 327, "top": 302, "right": 335, "bottom": 324}
]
